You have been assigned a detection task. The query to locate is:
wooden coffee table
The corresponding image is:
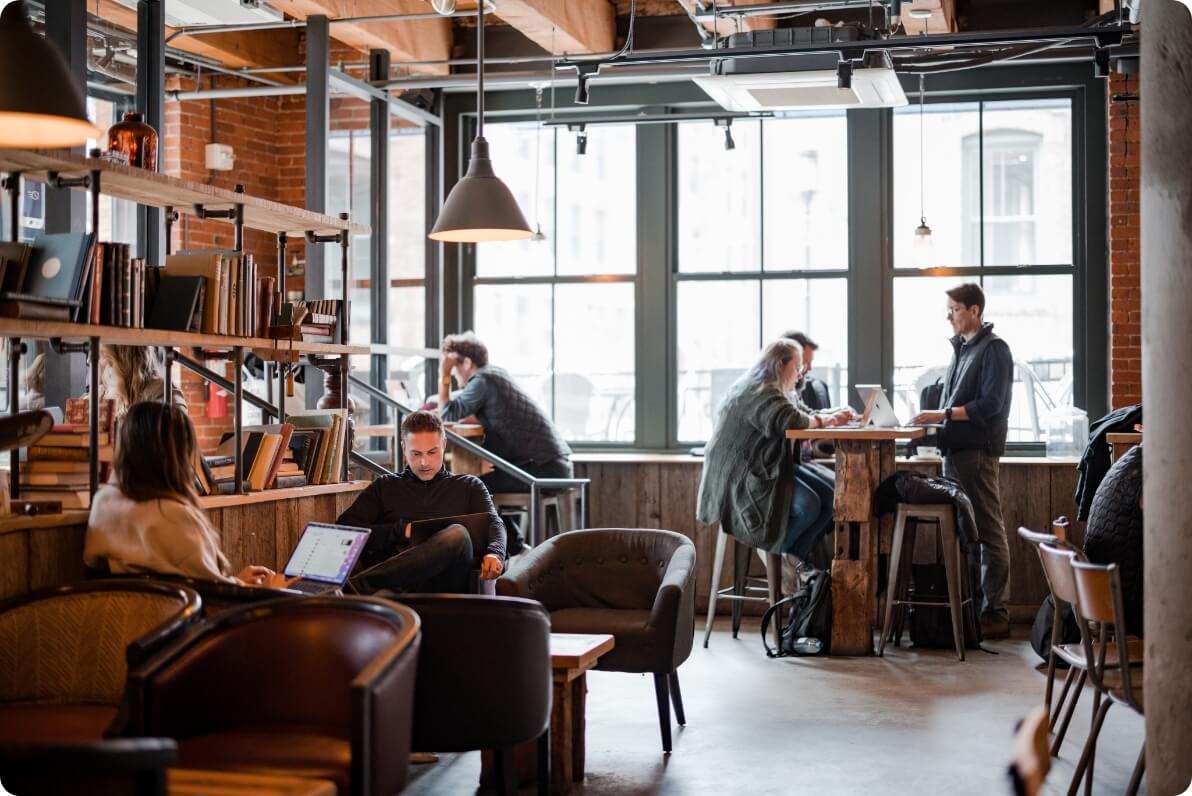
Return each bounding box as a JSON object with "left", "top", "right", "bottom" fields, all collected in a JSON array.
[
  {"left": 550, "top": 633, "right": 615, "bottom": 793},
  {"left": 168, "top": 768, "right": 336, "bottom": 795},
  {"left": 480, "top": 632, "right": 615, "bottom": 794}
]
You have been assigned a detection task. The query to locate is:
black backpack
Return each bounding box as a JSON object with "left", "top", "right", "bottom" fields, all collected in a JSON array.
[
  {"left": 907, "top": 562, "right": 983, "bottom": 650},
  {"left": 761, "top": 568, "right": 832, "bottom": 657}
]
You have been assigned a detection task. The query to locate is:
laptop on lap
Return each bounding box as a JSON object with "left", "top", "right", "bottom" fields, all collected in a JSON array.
[{"left": 282, "top": 522, "right": 371, "bottom": 595}]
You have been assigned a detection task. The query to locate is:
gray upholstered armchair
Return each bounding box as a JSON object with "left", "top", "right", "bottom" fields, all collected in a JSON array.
[{"left": 497, "top": 528, "right": 696, "bottom": 752}]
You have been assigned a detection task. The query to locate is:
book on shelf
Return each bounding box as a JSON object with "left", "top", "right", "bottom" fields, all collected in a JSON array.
[
  {"left": 28, "top": 444, "right": 113, "bottom": 462},
  {"left": 146, "top": 275, "right": 204, "bottom": 332},
  {"left": 288, "top": 410, "right": 346, "bottom": 485},
  {"left": 0, "top": 300, "right": 71, "bottom": 320},
  {"left": 64, "top": 397, "right": 116, "bottom": 433},
  {"left": 0, "top": 241, "right": 32, "bottom": 294},
  {"left": 209, "top": 422, "right": 295, "bottom": 491},
  {"left": 164, "top": 250, "right": 264, "bottom": 338},
  {"left": 17, "top": 488, "right": 89, "bottom": 509},
  {"left": 38, "top": 426, "right": 111, "bottom": 447}
]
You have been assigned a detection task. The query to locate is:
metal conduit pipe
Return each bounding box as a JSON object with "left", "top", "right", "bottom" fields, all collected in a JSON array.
[{"left": 169, "top": 85, "right": 306, "bottom": 101}]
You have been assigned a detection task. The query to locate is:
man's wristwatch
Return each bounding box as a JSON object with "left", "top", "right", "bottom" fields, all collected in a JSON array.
[{"left": 945, "top": 407, "right": 953, "bottom": 422}]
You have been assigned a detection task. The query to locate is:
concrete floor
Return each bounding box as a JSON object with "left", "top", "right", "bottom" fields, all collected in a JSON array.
[{"left": 405, "top": 620, "right": 1145, "bottom": 795}]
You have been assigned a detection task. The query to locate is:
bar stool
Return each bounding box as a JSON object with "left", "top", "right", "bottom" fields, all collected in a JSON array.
[
  {"left": 702, "top": 527, "right": 782, "bottom": 650},
  {"left": 878, "top": 503, "right": 971, "bottom": 661},
  {"left": 492, "top": 492, "right": 575, "bottom": 545}
]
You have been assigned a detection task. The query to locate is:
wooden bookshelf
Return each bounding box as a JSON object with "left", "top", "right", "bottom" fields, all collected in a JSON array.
[
  {"left": 0, "top": 318, "right": 365, "bottom": 358},
  {"left": 0, "top": 149, "right": 369, "bottom": 237},
  {"left": 197, "top": 481, "right": 367, "bottom": 509}
]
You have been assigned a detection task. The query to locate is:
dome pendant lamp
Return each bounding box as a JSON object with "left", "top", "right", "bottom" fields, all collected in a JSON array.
[
  {"left": 429, "top": 0, "right": 531, "bottom": 242},
  {"left": 0, "top": 1, "right": 99, "bottom": 148}
]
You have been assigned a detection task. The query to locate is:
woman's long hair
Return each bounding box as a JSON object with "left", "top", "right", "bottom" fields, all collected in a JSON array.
[
  {"left": 100, "top": 344, "right": 161, "bottom": 416},
  {"left": 114, "top": 401, "right": 199, "bottom": 507},
  {"left": 734, "top": 339, "right": 803, "bottom": 395}
]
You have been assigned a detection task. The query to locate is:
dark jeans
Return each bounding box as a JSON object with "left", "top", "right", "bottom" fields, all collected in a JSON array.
[
  {"left": 481, "top": 459, "right": 573, "bottom": 554},
  {"left": 784, "top": 462, "right": 836, "bottom": 560},
  {"left": 944, "top": 448, "right": 1010, "bottom": 620},
  {"left": 349, "top": 524, "right": 473, "bottom": 595}
]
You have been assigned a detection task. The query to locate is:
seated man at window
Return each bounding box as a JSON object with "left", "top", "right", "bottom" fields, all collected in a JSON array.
[
  {"left": 437, "top": 331, "right": 573, "bottom": 555},
  {"left": 781, "top": 331, "right": 833, "bottom": 411},
  {"left": 338, "top": 410, "right": 505, "bottom": 594}
]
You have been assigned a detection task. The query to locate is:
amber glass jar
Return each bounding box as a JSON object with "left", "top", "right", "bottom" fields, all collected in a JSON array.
[{"left": 107, "top": 111, "right": 158, "bottom": 170}]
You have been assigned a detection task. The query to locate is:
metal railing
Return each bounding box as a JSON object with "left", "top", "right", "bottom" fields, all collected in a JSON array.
[{"left": 348, "top": 374, "right": 590, "bottom": 545}]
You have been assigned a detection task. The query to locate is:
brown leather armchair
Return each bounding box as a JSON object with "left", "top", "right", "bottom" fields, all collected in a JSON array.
[
  {"left": 0, "top": 580, "right": 201, "bottom": 745},
  {"left": 124, "top": 596, "right": 421, "bottom": 796},
  {"left": 395, "top": 594, "right": 552, "bottom": 796},
  {"left": 497, "top": 528, "right": 697, "bottom": 753},
  {"left": 0, "top": 737, "right": 177, "bottom": 796}
]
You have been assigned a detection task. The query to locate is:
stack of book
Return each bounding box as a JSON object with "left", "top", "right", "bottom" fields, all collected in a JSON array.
[
  {"left": 83, "top": 242, "right": 155, "bottom": 328},
  {"left": 19, "top": 398, "right": 116, "bottom": 508},
  {"left": 154, "top": 251, "right": 272, "bottom": 337},
  {"left": 194, "top": 410, "right": 347, "bottom": 495},
  {"left": 269, "top": 299, "right": 340, "bottom": 343}
]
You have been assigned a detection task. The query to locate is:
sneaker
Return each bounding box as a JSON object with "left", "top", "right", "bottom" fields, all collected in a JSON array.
[{"left": 980, "top": 612, "right": 1011, "bottom": 639}]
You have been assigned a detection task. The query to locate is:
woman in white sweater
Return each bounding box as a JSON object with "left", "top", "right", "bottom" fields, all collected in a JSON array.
[{"left": 85, "top": 402, "right": 292, "bottom": 588}]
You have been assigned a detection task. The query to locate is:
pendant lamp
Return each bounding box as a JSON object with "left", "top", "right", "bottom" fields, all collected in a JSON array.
[
  {"left": 911, "top": 73, "right": 934, "bottom": 266},
  {"left": 429, "top": 0, "right": 530, "bottom": 242},
  {"left": 0, "top": 1, "right": 99, "bottom": 149}
]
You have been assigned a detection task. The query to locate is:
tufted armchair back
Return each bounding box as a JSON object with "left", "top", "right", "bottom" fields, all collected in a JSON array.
[{"left": 498, "top": 528, "right": 692, "bottom": 611}]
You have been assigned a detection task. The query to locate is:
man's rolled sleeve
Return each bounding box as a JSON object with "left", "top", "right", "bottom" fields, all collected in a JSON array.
[{"left": 441, "top": 373, "right": 487, "bottom": 422}]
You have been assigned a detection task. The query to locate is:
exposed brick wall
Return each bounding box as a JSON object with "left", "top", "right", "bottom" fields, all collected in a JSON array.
[
  {"left": 162, "top": 76, "right": 308, "bottom": 449},
  {"left": 1108, "top": 73, "right": 1141, "bottom": 409}
]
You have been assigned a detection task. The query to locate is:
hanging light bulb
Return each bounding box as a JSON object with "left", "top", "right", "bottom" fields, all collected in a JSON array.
[
  {"left": 429, "top": 0, "right": 530, "bottom": 242},
  {"left": 911, "top": 73, "right": 934, "bottom": 267}
]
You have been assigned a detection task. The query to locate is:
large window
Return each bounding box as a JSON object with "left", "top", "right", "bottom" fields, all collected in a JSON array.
[
  {"left": 386, "top": 125, "right": 429, "bottom": 395},
  {"left": 892, "top": 98, "right": 1074, "bottom": 442},
  {"left": 675, "top": 114, "right": 849, "bottom": 442},
  {"left": 472, "top": 122, "right": 637, "bottom": 442}
]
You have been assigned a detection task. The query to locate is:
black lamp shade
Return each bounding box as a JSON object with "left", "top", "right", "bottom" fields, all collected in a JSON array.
[
  {"left": 0, "top": 1, "right": 98, "bottom": 148},
  {"left": 429, "top": 137, "right": 532, "bottom": 242}
]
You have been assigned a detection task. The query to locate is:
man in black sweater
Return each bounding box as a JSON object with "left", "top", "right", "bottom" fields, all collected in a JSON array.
[
  {"left": 912, "top": 283, "right": 1014, "bottom": 639},
  {"left": 339, "top": 410, "right": 506, "bottom": 594}
]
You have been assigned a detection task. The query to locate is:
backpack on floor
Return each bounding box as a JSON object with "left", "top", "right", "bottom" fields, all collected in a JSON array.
[
  {"left": 908, "top": 562, "right": 983, "bottom": 650},
  {"left": 761, "top": 568, "right": 832, "bottom": 657},
  {"left": 1030, "top": 594, "right": 1080, "bottom": 662}
]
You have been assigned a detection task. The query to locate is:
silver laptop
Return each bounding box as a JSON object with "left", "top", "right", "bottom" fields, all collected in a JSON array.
[
  {"left": 282, "top": 522, "right": 371, "bottom": 595},
  {"left": 853, "top": 385, "right": 902, "bottom": 428}
]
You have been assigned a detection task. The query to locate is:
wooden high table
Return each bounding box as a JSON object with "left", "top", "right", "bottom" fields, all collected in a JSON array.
[{"left": 786, "top": 426, "right": 926, "bottom": 655}]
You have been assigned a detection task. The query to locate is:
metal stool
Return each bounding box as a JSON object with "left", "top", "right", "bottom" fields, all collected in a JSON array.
[
  {"left": 879, "top": 503, "right": 971, "bottom": 661},
  {"left": 492, "top": 492, "right": 568, "bottom": 545},
  {"left": 702, "top": 528, "right": 782, "bottom": 650}
]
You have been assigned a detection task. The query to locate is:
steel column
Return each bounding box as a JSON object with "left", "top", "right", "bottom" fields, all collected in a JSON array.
[
  {"left": 88, "top": 338, "right": 100, "bottom": 495},
  {"left": 370, "top": 49, "right": 390, "bottom": 433},
  {"left": 232, "top": 346, "right": 244, "bottom": 493},
  {"left": 137, "top": 0, "right": 165, "bottom": 264},
  {"left": 305, "top": 14, "right": 330, "bottom": 410}
]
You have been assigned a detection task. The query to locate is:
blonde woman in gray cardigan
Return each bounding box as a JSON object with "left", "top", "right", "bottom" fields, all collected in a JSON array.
[{"left": 697, "top": 339, "right": 853, "bottom": 558}]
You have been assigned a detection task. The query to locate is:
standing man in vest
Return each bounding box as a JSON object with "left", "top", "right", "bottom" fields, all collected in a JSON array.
[{"left": 912, "top": 283, "right": 1014, "bottom": 639}]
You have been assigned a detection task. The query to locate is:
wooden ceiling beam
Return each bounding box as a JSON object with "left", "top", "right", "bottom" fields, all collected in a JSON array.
[
  {"left": 270, "top": 1, "right": 452, "bottom": 74},
  {"left": 490, "top": 0, "right": 616, "bottom": 54},
  {"left": 92, "top": 1, "right": 303, "bottom": 73}
]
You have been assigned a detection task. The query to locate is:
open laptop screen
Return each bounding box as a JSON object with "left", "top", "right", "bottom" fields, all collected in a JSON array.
[{"left": 284, "top": 523, "right": 371, "bottom": 584}]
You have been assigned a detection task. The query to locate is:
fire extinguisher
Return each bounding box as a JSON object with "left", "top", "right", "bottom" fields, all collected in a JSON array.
[{"left": 207, "top": 381, "right": 228, "bottom": 419}]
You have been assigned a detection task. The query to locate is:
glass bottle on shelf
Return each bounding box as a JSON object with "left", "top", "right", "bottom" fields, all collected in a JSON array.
[{"left": 107, "top": 111, "right": 158, "bottom": 171}]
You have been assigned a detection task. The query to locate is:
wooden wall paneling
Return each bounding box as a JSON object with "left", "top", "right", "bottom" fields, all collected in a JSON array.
[
  {"left": 240, "top": 504, "right": 277, "bottom": 574},
  {"left": 335, "top": 490, "right": 358, "bottom": 519},
  {"left": 215, "top": 505, "right": 248, "bottom": 570},
  {"left": 27, "top": 524, "right": 87, "bottom": 591},
  {"left": 1000, "top": 464, "right": 1053, "bottom": 610},
  {"left": 658, "top": 463, "right": 714, "bottom": 607},
  {"left": 636, "top": 464, "right": 663, "bottom": 529},
  {"left": 274, "top": 497, "right": 304, "bottom": 571},
  {"left": 0, "top": 532, "right": 29, "bottom": 599}
]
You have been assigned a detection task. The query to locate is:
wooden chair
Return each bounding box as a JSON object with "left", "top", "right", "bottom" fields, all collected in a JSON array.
[
  {"left": 1033, "top": 542, "right": 1144, "bottom": 759},
  {"left": 1008, "top": 706, "right": 1051, "bottom": 796},
  {"left": 1068, "top": 561, "right": 1146, "bottom": 796},
  {"left": 1018, "top": 519, "right": 1092, "bottom": 746}
]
